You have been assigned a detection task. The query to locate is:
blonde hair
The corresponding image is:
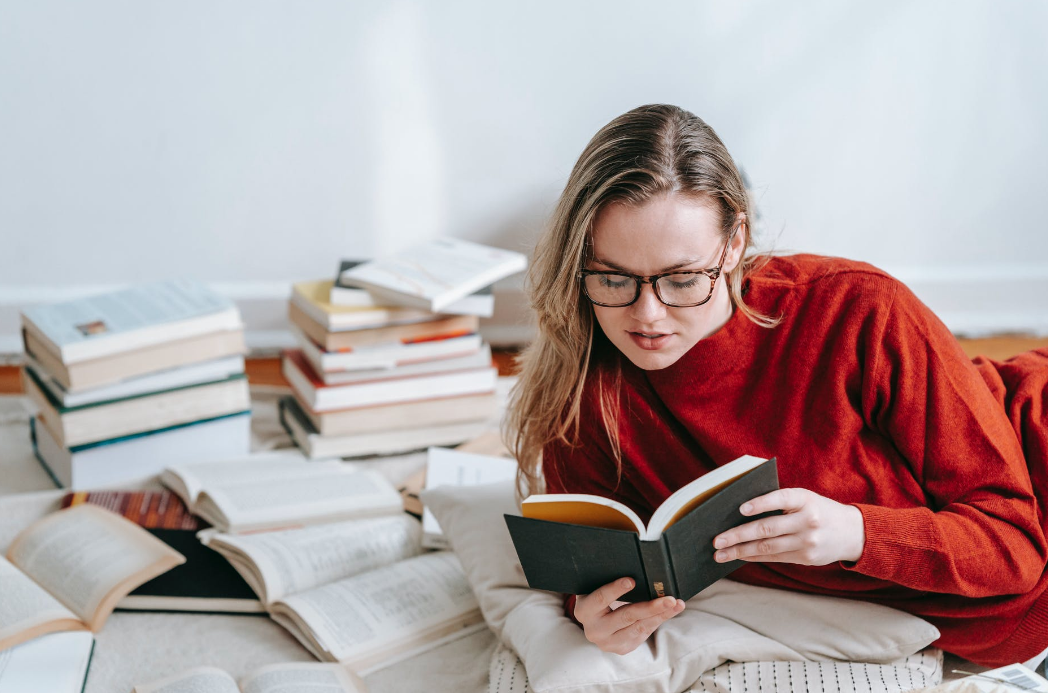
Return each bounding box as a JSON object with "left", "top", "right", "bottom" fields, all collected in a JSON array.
[{"left": 505, "top": 104, "right": 776, "bottom": 498}]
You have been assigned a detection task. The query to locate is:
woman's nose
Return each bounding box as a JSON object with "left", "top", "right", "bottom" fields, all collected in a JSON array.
[{"left": 628, "top": 281, "right": 666, "bottom": 322}]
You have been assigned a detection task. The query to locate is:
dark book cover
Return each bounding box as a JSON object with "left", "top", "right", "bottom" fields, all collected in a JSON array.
[
  {"left": 61, "top": 490, "right": 262, "bottom": 613},
  {"left": 505, "top": 458, "right": 780, "bottom": 602}
]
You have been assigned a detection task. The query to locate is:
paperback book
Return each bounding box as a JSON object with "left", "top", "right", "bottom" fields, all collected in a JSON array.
[
  {"left": 338, "top": 238, "right": 526, "bottom": 312},
  {"left": 0, "top": 505, "right": 184, "bottom": 652},
  {"left": 505, "top": 456, "right": 780, "bottom": 602},
  {"left": 331, "top": 259, "right": 495, "bottom": 317}
]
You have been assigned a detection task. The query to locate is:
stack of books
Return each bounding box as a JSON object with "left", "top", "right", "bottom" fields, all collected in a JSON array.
[
  {"left": 281, "top": 238, "right": 526, "bottom": 459},
  {"left": 20, "top": 279, "right": 252, "bottom": 489}
]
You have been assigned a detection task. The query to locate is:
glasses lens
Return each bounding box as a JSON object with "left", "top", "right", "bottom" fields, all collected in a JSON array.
[
  {"left": 655, "top": 273, "right": 713, "bottom": 306},
  {"left": 583, "top": 273, "right": 637, "bottom": 306}
]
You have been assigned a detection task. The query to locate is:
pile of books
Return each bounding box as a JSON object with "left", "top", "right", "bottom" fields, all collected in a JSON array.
[
  {"left": 20, "top": 279, "right": 252, "bottom": 489},
  {"left": 280, "top": 238, "right": 526, "bottom": 458}
]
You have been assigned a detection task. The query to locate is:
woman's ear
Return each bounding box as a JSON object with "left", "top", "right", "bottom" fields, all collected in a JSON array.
[{"left": 725, "top": 214, "right": 747, "bottom": 273}]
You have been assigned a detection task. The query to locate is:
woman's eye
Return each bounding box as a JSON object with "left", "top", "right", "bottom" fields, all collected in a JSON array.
[
  {"left": 599, "top": 274, "right": 631, "bottom": 288},
  {"left": 666, "top": 275, "right": 700, "bottom": 289}
]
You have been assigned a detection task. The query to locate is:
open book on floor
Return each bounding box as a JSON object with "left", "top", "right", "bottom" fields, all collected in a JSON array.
[
  {"left": 159, "top": 452, "right": 404, "bottom": 533},
  {"left": 0, "top": 505, "right": 184, "bottom": 652},
  {"left": 200, "top": 517, "right": 484, "bottom": 674},
  {"left": 505, "top": 455, "right": 779, "bottom": 603},
  {"left": 0, "top": 631, "right": 95, "bottom": 693},
  {"left": 132, "top": 663, "right": 366, "bottom": 693},
  {"left": 61, "top": 489, "right": 262, "bottom": 613}
]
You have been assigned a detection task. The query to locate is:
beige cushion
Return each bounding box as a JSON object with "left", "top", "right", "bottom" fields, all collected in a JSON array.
[{"left": 422, "top": 480, "right": 940, "bottom": 693}]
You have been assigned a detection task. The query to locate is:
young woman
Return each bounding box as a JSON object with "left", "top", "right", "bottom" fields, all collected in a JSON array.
[{"left": 506, "top": 104, "right": 1048, "bottom": 667}]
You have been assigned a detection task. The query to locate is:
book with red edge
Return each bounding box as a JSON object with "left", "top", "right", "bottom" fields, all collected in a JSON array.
[
  {"left": 281, "top": 349, "right": 497, "bottom": 413},
  {"left": 61, "top": 490, "right": 262, "bottom": 614}
]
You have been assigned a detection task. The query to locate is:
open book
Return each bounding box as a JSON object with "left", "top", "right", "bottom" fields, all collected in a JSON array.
[
  {"left": 133, "top": 663, "right": 365, "bottom": 693},
  {"left": 159, "top": 453, "right": 404, "bottom": 533},
  {"left": 0, "top": 504, "right": 185, "bottom": 652},
  {"left": 505, "top": 455, "right": 779, "bottom": 602},
  {"left": 200, "top": 516, "right": 484, "bottom": 674}
]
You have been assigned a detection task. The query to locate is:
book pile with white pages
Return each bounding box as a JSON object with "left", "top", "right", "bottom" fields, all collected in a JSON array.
[
  {"left": 280, "top": 238, "right": 526, "bottom": 459},
  {"left": 20, "top": 279, "right": 251, "bottom": 489}
]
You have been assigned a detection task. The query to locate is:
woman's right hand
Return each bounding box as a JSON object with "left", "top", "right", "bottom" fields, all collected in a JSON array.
[{"left": 573, "top": 577, "right": 686, "bottom": 655}]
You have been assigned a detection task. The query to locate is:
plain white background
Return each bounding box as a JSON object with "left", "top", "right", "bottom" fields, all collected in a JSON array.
[{"left": 1, "top": 0, "right": 1046, "bottom": 349}]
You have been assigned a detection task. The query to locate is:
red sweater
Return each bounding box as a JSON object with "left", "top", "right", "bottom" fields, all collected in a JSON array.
[{"left": 543, "top": 255, "right": 1048, "bottom": 666}]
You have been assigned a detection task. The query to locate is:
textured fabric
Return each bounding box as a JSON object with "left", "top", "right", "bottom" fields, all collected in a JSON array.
[
  {"left": 487, "top": 642, "right": 943, "bottom": 693},
  {"left": 543, "top": 254, "right": 1048, "bottom": 666}
]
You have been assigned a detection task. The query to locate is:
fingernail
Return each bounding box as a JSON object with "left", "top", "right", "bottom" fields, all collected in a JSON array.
[
  {"left": 740, "top": 503, "right": 753, "bottom": 514},
  {"left": 715, "top": 551, "right": 726, "bottom": 562},
  {"left": 677, "top": 600, "right": 685, "bottom": 610},
  {"left": 622, "top": 578, "right": 634, "bottom": 589},
  {"left": 661, "top": 597, "right": 675, "bottom": 608},
  {"left": 714, "top": 537, "right": 726, "bottom": 549}
]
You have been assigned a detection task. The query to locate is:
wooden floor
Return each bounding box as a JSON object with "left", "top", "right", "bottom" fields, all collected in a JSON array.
[{"left": 0, "top": 338, "right": 1042, "bottom": 395}]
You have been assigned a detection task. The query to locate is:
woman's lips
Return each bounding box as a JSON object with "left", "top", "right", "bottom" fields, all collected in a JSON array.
[{"left": 628, "top": 332, "right": 672, "bottom": 351}]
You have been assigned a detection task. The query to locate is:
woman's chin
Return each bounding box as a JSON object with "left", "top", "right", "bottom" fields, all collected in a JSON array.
[{"left": 620, "top": 343, "right": 686, "bottom": 371}]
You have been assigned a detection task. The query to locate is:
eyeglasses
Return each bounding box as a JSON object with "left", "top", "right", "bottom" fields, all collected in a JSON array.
[{"left": 580, "top": 232, "right": 735, "bottom": 308}]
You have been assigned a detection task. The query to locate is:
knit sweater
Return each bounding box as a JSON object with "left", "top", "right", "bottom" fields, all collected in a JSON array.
[{"left": 543, "top": 254, "right": 1048, "bottom": 666}]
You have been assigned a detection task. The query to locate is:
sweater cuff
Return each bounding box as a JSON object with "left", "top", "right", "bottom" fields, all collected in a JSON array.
[
  {"left": 564, "top": 594, "right": 582, "bottom": 627},
  {"left": 843, "top": 503, "right": 933, "bottom": 584}
]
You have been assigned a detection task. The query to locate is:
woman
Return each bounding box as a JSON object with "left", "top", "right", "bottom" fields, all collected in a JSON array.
[{"left": 506, "top": 104, "right": 1048, "bottom": 667}]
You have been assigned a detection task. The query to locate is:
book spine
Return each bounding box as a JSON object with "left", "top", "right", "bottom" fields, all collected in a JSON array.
[{"left": 638, "top": 539, "right": 678, "bottom": 600}]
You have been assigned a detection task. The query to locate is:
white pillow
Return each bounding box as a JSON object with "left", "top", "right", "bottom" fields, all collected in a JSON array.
[{"left": 422, "top": 481, "right": 940, "bottom": 693}]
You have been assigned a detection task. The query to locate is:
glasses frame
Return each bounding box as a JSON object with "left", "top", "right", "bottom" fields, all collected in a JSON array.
[{"left": 579, "top": 230, "right": 736, "bottom": 308}]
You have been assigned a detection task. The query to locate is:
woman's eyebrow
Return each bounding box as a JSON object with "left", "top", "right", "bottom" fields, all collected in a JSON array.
[{"left": 592, "top": 256, "right": 706, "bottom": 273}]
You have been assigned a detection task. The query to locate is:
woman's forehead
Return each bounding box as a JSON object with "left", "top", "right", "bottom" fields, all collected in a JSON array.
[{"left": 590, "top": 196, "right": 723, "bottom": 271}]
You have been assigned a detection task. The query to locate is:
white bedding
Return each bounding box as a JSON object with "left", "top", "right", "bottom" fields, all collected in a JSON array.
[{"left": 0, "top": 391, "right": 986, "bottom": 692}]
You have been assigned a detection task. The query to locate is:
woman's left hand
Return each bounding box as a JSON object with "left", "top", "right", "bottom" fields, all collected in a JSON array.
[{"left": 712, "top": 488, "right": 866, "bottom": 565}]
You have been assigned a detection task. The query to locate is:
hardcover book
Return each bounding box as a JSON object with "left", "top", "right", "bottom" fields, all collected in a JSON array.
[
  {"left": 505, "top": 456, "right": 779, "bottom": 602},
  {"left": 60, "top": 490, "right": 262, "bottom": 614},
  {"left": 338, "top": 238, "right": 526, "bottom": 313}
]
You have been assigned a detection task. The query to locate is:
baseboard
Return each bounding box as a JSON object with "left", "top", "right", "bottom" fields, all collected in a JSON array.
[{"left": 0, "top": 267, "right": 1046, "bottom": 356}]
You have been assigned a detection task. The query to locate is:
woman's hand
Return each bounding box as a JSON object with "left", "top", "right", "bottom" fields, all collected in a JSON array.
[
  {"left": 573, "top": 577, "right": 685, "bottom": 655},
  {"left": 712, "top": 488, "right": 866, "bottom": 565}
]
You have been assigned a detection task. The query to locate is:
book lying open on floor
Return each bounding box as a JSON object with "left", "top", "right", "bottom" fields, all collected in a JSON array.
[
  {"left": 61, "top": 490, "right": 261, "bottom": 613},
  {"left": 338, "top": 238, "right": 527, "bottom": 312},
  {"left": 0, "top": 505, "right": 184, "bottom": 652},
  {"left": 0, "top": 631, "right": 94, "bottom": 693},
  {"left": 160, "top": 453, "right": 403, "bottom": 533},
  {"left": 132, "top": 663, "right": 366, "bottom": 693},
  {"left": 505, "top": 455, "right": 779, "bottom": 602},
  {"left": 268, "top": 551, "right": 484, "bottom": 674}
]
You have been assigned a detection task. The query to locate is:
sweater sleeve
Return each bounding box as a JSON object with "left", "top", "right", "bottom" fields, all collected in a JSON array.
[{"left": 846, "top": 280, "right": 1047, "bottom": 596}]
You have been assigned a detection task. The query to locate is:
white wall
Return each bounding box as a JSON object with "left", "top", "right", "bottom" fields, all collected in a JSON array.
[{"left": 2, "top": 0, "right": 1046, "bottom": 353}]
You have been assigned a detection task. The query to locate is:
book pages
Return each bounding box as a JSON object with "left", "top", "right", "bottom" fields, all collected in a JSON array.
[
  {"left": 240, "top": 663, "right": 365, "bottom": 693},
  {"left": 272, "top": 551, "right": 481, "bottom": 668},
  {"left": 0, "top": 631, "right": 94, "bottom": 693},
  {"left": 196, "top": 467, "right": 401, "bottom": 532},
  {"left": 161, "top": 452, "right": 318, "bottom": 506},
  {"left": 132, "top": 666, "right": 240, "bottom": 693},
  {"left": 201, "top": 515, "right": 423, "bottom": 603},
  {"left": 5, "top": 505, "right": 184, "bottom": 630},
  {"left": 0, "top": 557, "right": 83, "bottom": 651}
]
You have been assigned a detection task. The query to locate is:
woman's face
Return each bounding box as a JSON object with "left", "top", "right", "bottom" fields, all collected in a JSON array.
[{"left": 586, "top": 193, "right": 743, "bottom": 371}]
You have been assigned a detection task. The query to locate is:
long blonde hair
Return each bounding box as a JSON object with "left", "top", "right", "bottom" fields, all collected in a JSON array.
[{"left": 505, "top": 104, "right": 775, "bottom": 497}]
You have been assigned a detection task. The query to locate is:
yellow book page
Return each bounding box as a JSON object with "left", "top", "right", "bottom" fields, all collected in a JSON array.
[
  {"left": 522, "top": 499, "right": 642, "bottom": 533},
  {"left": 661, "top": 478, "right": 737, "bottom": 529},
  {"left": 294, "top": 280, "right": 370, "bottom": 316}
]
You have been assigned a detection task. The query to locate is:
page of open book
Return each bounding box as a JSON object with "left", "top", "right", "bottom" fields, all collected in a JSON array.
[
  {"left": 6, "top": 505, "right": 184, "bottom": 630},
  {"left": 0, "top": 631, "right": 94, "bottom": 693},
  {"left": 132, "top": 666, "right": 241, "bottom": 693},
  {"left": 239, "top": 663, "right": 365, "bottom": 693},
  {"left": 161, "top": 451, "right": 323, "bottom": 506},
  {"left": 198, "top": 467, "right": 401, "bottom": 532},
  {"left": 0, "top": 556, "right": 83, "bottom": 652},
  {"left": 201, "top": 515, "right": 423, "bottom": 604},
  {"left": 272, "top": 551, "right": 480, "bottom": 666}
]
